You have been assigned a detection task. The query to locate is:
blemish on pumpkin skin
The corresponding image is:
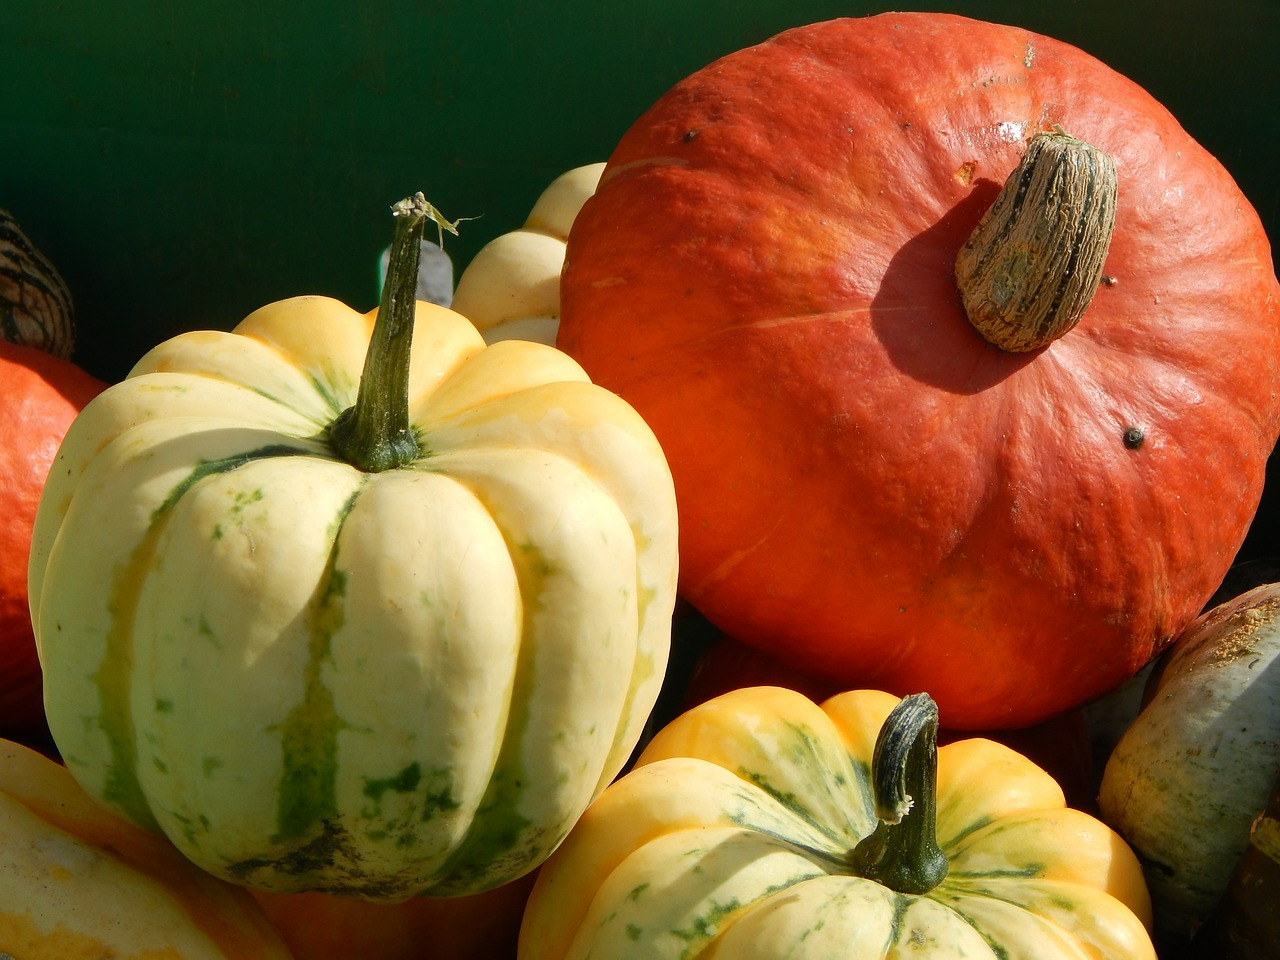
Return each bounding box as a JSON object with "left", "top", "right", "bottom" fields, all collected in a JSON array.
[{"left": 600, "top": 155, "right": 690, "bottom": 183}]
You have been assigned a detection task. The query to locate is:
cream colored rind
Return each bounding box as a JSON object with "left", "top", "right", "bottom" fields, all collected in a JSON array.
[
  {"left": 1099, "top": 583, "right": 1280, "bottom": 940},
  {"left": 520, "top": 687, "right": 1155, "bottom": 960},
  {"left": 30, "top": 294, "right": 677, "bottom": 899},
  {"left": 452, "top": 163, "right": 604, "bottom": 345}
]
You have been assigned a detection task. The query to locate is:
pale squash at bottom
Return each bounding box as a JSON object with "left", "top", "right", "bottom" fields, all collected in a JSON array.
[
  {"left": 1099, "top": 581, "right": 1280, "bottom": 944},
  {"left": 520, "top": 686, "right": 1155, "bottom": 960},
  {"left": 0, "top": 738, "right": 291, "bottom": 960}
]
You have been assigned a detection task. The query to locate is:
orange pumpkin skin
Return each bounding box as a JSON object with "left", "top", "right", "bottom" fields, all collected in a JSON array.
[
  {"left": 558, "top": 13, "right": 1280, "bottom": 729},
  {"left": 0, "top": 342, "right": 105, "bottom": 744},
  {"left": 249, "top": 871, "right": 535, "bottom": 960}
]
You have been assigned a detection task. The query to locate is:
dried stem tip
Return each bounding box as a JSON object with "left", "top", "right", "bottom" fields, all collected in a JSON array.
[{"left": 955, "top": 129, "right": 1118, "bottom": 353}]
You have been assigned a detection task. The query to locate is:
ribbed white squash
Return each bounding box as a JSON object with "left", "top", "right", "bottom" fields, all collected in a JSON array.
[
  {"left": 28, "top": 289, "right": 678, "bottom": 902},
  {"left": 452, "top": 163, "right": 604, "bottom": 345}
]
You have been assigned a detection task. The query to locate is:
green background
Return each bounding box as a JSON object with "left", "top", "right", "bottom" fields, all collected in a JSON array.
[
  {"left": 3, "top": 0, "right": 1279, "bottom": 555},
  {"left": 4, "top": 0, "right": 1277, "bottom": 377}
]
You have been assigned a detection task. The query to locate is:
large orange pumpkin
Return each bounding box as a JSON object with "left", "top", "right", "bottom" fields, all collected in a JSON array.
[{"left": 557, "top": 12, "right": 1280, "bottom": 729}]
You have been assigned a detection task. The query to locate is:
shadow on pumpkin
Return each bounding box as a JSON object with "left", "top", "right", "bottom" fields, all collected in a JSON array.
[{"left": 868, "top": 177, "right": 1042, "bottom": 393}]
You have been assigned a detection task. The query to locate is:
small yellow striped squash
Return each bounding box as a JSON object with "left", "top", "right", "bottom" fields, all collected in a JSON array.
[
  {"left": 520, "top": 686, "right": 1156, "bottom": 960},
  {"left": 0, "top": 208, "right": 75, "bottom": 358}
]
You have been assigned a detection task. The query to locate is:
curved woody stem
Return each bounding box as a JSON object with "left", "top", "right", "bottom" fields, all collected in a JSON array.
[{"left": 847, "top": 692, "right": 950, "bottom": 895}]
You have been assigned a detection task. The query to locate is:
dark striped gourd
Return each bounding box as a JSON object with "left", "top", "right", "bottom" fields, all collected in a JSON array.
[{"left": 0, "top": 209, "right": 75, "bottom": 359}]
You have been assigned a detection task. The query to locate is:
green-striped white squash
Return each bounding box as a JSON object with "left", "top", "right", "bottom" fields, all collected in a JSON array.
[
  {"left": 1099, "top": 581, "right": 1280, "bottom": 943},
  {"left": 521, "top": 686, "right": 1157, "bottom": 960},
  {"left": 27, "top": 200, "right": 678, "bottom": 900}
]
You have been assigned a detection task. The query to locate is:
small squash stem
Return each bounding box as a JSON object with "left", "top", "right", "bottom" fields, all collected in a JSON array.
[
  {"left": 847, "top": 692, "right": 949, "bottom": 895},
  {"left": 328, "top": 193, "right": 430, "bottom": 472},
  {"left": 955, "top": 128, "right": 1118, "bottom": 353}
]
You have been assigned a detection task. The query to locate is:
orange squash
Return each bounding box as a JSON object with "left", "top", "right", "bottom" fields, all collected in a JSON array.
[
  {"left": 557, "top": 12, "right": 1280, "bottom": 729},
  {"left": 0, "top": 736, "right": 291, "bottom": 959},
  {"left": 0, "top": 341, "right": 105, "bottom": 745},
  {"left": 249, "top": 871, "right": 535, "bottom": 960}
]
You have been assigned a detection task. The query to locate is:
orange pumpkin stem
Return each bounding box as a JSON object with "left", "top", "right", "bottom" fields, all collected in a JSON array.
[{"left": 955, "top": 129, "right": 1118, "bottom": 353}]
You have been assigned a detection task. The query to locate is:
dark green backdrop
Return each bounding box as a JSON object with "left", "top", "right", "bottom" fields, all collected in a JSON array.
[
  {"left": 5, "top": 0, "right": 1277, "bottom": 379},
  {"left": 3, "top": 0, "right": 1279, "bottom": 555}
]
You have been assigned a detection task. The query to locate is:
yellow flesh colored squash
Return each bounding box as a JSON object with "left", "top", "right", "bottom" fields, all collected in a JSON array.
[
  {"left": 27, "top": 197, "right": 678, "bottom": 901},
  {"left": 0, "top": 737, "right": 292, "bottom": 959},
  {"left": 520, "top": 686, "right": 1155, "bottom": 960}
]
